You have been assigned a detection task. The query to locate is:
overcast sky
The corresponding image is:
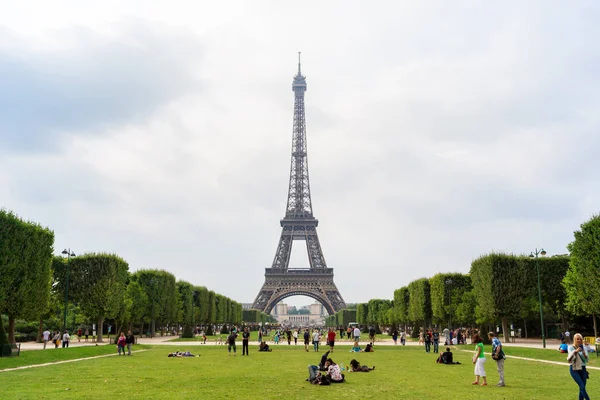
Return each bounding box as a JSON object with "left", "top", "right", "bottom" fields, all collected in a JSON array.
[{"left": 1, "top": 1, "right": 599, "bottom": 310}]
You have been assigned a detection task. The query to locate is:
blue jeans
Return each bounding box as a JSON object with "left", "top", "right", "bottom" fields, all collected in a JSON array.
[
  {"left": 308, "top": 365, "right": 319, "bottom": 380},
  {"left": 425, "top": 342, "right": 430, "bottom": 352},
  {"left": 433, "top": 341, "right": 439, "bottom": 353},
  {"left": 570, "top": 366, "right": 590, "bottom": 400},
  {"left": 313, "top": 340, "right": 319, "bottom": 352}
]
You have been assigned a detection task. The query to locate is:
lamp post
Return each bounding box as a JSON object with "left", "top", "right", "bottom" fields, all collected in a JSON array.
[
  {"left": 61, "top": 248, "right": 76, "bottom": 333},
  {"left": 530, "top": 248, "right": 547, "bottom": 348}
]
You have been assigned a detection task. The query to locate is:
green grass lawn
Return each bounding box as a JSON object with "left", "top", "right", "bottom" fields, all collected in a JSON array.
[{"left": 1, "top": 344, "right": 597, "bottom": 399}]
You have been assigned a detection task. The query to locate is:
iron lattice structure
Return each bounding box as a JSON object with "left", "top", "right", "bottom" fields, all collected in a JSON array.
[{"left": 252, "top": 55, "right": 346, "bottom": 315}]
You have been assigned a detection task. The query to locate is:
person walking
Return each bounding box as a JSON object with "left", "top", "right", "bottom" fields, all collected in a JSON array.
[
  {"left": 304, "top": 329, "right": 310, "bottom": 352},
  {"left": 353, "top": 326, "right": 360, "bottom": 343},
  {"left": 62, "top": 330, "right": 70, "bottom": 348},
  {"left": 126, "top": 330, "right": 135, "bottom": 355},
  {"left": 52, "top": 331, "right": 61, "bottom": 348},
  {"left": 286, "top": 329, "right": 292, "bottom": 345},
  {"left": 42, "top": 328, "right": 51, "bottom": 350},
  {"left": 117, "top": 332, "right": 127, "bottom": 355},
  {"left": 312, "top": 329, "right": 320, "bottom": 352},
  {"left": 424, "top": 330, "right": 431, "bottom": 353},
  {"left": 227, "top": 331, "right": 237, "bottom": 356},
  {"left": 84, "top": 328, "right": 89, "bottom": 342},
  {"left": 368, "top": 326, "right": 376, "bottom": 343},
  {"left": 471, "top": 334, "right": 487, "bottom": 386},
  {"left": 488, "top": 332, "right": 506, "bottom": 387},
  {"left": 432, "top": 328, "right": 440, "bottom": 353},
  {"left": 293, "top": 329, "right": 298, "bottom": 345},
  {"left": 392, "top": 329, "right": 398, "bottom": 345},
  {"left": 568, "top": 333, "right": 590, "bottom": 400},
  {"left": 400, "top": 330, "right": 406, "bottom": 346},
  {"left": 327, "top": 328, "right": 336, "bottom": 353},
  {"left": 242, "top": 327, "right": 250, "bottom": 356}
]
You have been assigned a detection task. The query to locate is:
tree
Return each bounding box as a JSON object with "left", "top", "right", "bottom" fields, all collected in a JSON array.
[
  {"left": 430, "top": 273, "right": 471, "bottom": 328},
  {"left": 407, "top": 278, "right": 432, "bottom": 329},
  {"left": 65, "top": 253, "right": 129, "bottom": 342},
  {"left": 125, "top": 280, "right": 148, "bottom": 334},
  {"left": 393, "top": 287, "right": 410, "bottom": 329},
  {"left": 0, "top": 211, "right": 54, "bottom": 343},
  {"left": 564, "top": 215, "right": 600, "bottom": 338},
  {"left": 177, "top": 280, "right": 194, "bottom": 338},
  {"left": 356, "top": 303, "right": 368, "bottom": 325}
]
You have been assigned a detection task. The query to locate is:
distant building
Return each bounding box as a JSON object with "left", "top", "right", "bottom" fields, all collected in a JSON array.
[{"left": 271, "top": 301, "right": 326, "bottom": 326}]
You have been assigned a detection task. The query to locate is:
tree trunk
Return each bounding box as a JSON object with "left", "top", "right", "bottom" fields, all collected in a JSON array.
[
  {"left": 37, "top": 317, "right": 44, "bottom": 343},
  {"left": 523, "top": 318, "right": 528, "bottom": 339},
  {"left": 97, "top": 317, "right": 104, "bottom": 342},
  {"left": 501, "top": 317, "right": 510, "bottom": 344},
  {"left": 8, "top": 315, "right": 16, "bottom": 344},
  {"left": 593, "top": 314, "right": 597, "bottom": 339}
]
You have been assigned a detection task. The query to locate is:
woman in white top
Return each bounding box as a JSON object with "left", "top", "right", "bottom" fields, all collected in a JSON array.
[{"left": 567, "top": 333, "right": 590, "bottom": 400}]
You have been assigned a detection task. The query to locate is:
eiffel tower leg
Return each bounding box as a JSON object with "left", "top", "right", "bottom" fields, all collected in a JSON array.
[{"left": 305, "top": 227, "right": 327, "bottom": 269}]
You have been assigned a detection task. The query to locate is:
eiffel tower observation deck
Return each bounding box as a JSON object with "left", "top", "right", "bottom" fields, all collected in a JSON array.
[{"left": 252, "top": 54, "right": 346, "bottom": 315}]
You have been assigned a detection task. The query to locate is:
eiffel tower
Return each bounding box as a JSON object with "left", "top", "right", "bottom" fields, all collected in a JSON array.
[{"left": 252, "top": 54, "right": 346, "bottom": 315}]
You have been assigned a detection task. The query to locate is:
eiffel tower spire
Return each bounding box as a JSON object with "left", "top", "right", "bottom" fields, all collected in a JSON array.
[
  {"left": 287, "top": 51, "right": 312, "bottom": 218},
  {"left": 252, "top": 56, "right": 346, "bottom": 315}
]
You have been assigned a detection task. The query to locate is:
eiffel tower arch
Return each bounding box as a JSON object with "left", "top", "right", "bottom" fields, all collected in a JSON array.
[{"left": 252, "top": 54, "right": 346, "bottom": 315}]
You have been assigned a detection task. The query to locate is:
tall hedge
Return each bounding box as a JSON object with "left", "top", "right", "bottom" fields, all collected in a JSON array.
[
  {"left": 407, "top": 278, "right": 432, "bottom": 328},
  {"left": 429, "top": 273, "right": 471, "bottom": 328},
  {"left": 0, "top": 210, "right": 54, "bottom": 343},
  {"left": 393, "top": 287, "right": 410, "bottom": 326},
  {"left": 64, "top": 253, "right": 129, "bottom": 342}
]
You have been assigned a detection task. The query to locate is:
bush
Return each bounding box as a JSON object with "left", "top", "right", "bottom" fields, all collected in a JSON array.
[
  {"left": 15, "top": 332, "right": 37, "bottom": 343},
  {"left": 14, "top": 320, "right": 39, "bottom": 335}
]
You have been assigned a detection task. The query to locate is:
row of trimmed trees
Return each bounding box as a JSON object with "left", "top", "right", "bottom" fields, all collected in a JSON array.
[
  {"left": 0, "top": 209, "right": 245, "bottom": 343},
  {"left": 349, "top": 215, "right": 600, "bottom": 339}
]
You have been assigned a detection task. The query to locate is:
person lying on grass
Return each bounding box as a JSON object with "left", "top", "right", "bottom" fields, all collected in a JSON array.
[
  {"left": 349, "top": 359, "right": 375, "bottom": 372},
  {"left": 167, "top": 351, "right": 198, "bottom": 357},
  {"left": 318, "top": 350, "right": 331, "bottom": 370}
]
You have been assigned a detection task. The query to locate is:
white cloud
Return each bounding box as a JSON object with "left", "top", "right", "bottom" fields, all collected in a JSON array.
[{"left": 1, "top": 1, "right": 600, "bottom": 309}]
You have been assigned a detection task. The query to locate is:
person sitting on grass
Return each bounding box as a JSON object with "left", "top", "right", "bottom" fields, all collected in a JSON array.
[
  {"left": 558, "top": 342, "right": 568, "bottom": 353},
  {"left": 350, "top": 341, "right": 362, "bottom": 352},
  {"left": 324, "top": 358, "right": 345, "bottom": 383},
  {"left": 436, "top": 347, "right": 461, "bottom": 364},
  {"left": 364, "top": 342, "right": 375, "bottom": 352},
  {"left": 349, "top": 359, "right": 375, "bottom": 372},
  {"left": 258, "top": 341, "right": 272, "bottom": 352}
]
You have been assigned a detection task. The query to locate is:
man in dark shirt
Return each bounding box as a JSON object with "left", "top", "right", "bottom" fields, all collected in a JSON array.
[
  {"left": 432, "top": 328, "right": 440, "bottom": 353},
  {"left": 227, "top": 331, "right": 237, "bottom": 356},
  {"left": 126, "top": 331, "right": 135, "bottom": 356},
  {"left": 304, "top": 329, "right": 310, "bottom": 352},
  {"left": 242, "top": 327, "right": 250, "bottom": 356},
  {"left": 368, "top": 326, "right": 376, "bottom": 343}
]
